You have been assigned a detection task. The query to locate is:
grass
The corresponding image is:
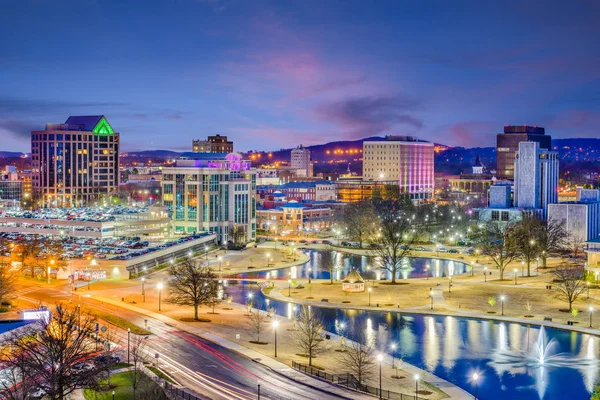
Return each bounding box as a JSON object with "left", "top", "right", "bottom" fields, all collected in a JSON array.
[
  {"left": 110, "top": 362, "right": 132, "bottom": 370},
  {"left": 180, "top": 317, "right": 211, "bottom": 323},
  {"left": 99, "top": 314, "right": 151, "bottom": 335},
  {"left": 83, "top": 371, "right": 167, "bottom": 400},
  {"left": 262, "top": 286, "right": 274, "bottom": 295},
  {"left": 146, "top": 365, "right": 177, "bottom": 384}
]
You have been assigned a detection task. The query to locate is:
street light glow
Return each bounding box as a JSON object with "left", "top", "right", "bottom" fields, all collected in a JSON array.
[{"left": 377, "top": 354, "right": 383, "bottom": 362}]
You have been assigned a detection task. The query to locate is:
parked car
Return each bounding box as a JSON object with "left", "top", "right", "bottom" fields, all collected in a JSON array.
[
  {"left": 414, "top": 246, "right": 426, "bottom": 251},
  {"left": 448, "top": 249, "right": 460, "bottom": 254},
  {"left": 28, "top": 388, "right": 46, "bottom": 399},
  {"left": 321, "top": 240, "right": 332, "bottom": 245},
  {"left": 437, "top": 247, "right": 448, "bottom": 253}
]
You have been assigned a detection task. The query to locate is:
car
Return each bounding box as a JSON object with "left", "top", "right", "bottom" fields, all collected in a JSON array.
[
  {"left": 448, "top": 249, "right": 460, "bottom": 254},
  {"left": 28, "top": 388, "right": 46, "bottom": 399},
  {"left": 321, "top": 240, "right": 331, "bottom": 245},
  {"left": 341, "top": 241, "right": 351, "bottom": 247},
  {"left": 94, "top": 355, "right": 120, "bottom": 365},
  {"left": 299, "top": 240, "right": 308, "bottom": 244},
  {"left": 414, "top": 246, "right": 426, "bottom": 251},
  {"left": 438, "top": 247, "right": 448, "bottom": 253}
]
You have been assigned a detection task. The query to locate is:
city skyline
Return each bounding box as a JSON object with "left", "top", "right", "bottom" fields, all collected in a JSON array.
[{"left": 1, "top": 1, "right": 599, "bottom": 153}]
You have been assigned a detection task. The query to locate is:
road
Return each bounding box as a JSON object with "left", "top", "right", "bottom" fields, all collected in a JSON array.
[{"left": 16, "top": 284, "right": 354, "bottom": 400}]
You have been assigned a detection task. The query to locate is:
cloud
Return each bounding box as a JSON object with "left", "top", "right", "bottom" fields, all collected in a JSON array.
[
  {"left": 312, "top": 94, "right": 424, "bottom": 138},
  {"left": 0, "top": 119, "right": 38, "bottom": 139},
  {"left": 0, "top": 97, "right": 126, "bottom": 115},
  {"left": 440, "top": 121, "right": 497, "bottom": 147}
]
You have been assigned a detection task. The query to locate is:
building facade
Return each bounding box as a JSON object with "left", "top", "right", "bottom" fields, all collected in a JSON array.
[
  {"left": 31, "top": 116, "right": 120, "bottom": 207},
  {"left": 496, "top": 125, "right": 551, "bottom": 180},
  {"left": 362, "top": 136, "right": 434, "bottom": 200},
  {"left": 514, "top": 141, "right": 559, "bottom": 218},
  {"left": 192, "top": 134, "right": 233, "bottom": 153},
  {"left": 291, "top": 146, "right": 312, "bottom": 177},
  {"left": 161, "top": 153, "right": 256, "bottom": 244},
  {"left": 257, "top": 201, "right": 333, "bottom": 235}
]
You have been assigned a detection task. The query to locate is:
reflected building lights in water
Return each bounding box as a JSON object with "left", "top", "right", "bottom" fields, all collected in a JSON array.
[
  {"left": 290, "top": 266, "right": 297, "bottom": 280},
  {"left": 442, "top": 316, "right": 458, "bottom": 370},
  {"left": 365, "top": 317, "right": 375, "bottom": 348},
  {"left": 424, "top": 316, "right": 440, "bottom": 371}
]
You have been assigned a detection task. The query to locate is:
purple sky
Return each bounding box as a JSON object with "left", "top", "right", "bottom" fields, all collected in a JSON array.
[{"left": 1, "top": 0, "right": 599, "bottom": 152}]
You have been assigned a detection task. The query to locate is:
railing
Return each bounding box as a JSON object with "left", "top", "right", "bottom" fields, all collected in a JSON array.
[
  {"left": 292, "top": 361, "right": 421, "bottom": 400},
  {"left": 163, "top": 381, "right": 206, "bottom": 400}
]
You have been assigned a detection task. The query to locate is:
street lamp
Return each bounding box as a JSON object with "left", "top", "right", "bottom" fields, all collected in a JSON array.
[
  {"left": 308, "top": 267, "right": 312, "bottom": 284},
  {"left": 141, "top": 277, "right": 146, "bottom": 302},
  {"left": 448, "top": 276, "right": 452, "bottom": 294},
  {"left": 472, "top": 372, "right": 479, "bottom": 400},
  {"left": 112, "top": 390, "right": 115, "bottom": 400},
  {"left": 48, "top": 259, "right": 55, "bottom": 284},
  {"left": 430, "top": 289, "right": 434, "bottom": 310},
  {"left": 483, "top": 266, "right": 487, "bottom": 282},
  {"left": 157, "top": 282, "right": 164, "bottom": 311},
  {"left": 204, "top": 245, "right": 209, "bottom": 260},
  {"left": 257, "top": 380, "right": 261, "bottom": 400},
  {"left": 288, "top": 279, "right": 292, "bottom": 296},
  {"left": 500, "top": 295, "right": 505, "bottom": 316},
  {"left": 514, "top": 268, "right": 518, "bottom": 285},
  {"left": 377, "top": 354, "right": 383, "bottom": 400},
  {"left": 587, "top": 282, "right": 590, "bottom": 299},
  {"left": 390, "top": 343, "right": 396, "bottom": 369},
  {"left": 414, "top": 374, "right": 420, "bottom": 398},
  {"left": 590, "top": 306, "right": 594, "bottom": 328},
  {"left": 272, "top": 320, "right": 279, "bottom": 357},
  {"left": 127, "top": 328, "right": 131, "bottom": 363},
  {"left": 266, "top": 253, "right": 271, "bottom": 267},
  {"left": 368, "top": 287, "right": 372, "bottom": 306},
  {"left": 218, "top": 256, "right": 223, "bottom": 271}
]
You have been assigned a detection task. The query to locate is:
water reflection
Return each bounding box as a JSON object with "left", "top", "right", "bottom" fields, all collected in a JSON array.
[
  {"left": 232, "top": 249, "right": 470, "bottom": 281},
  {"left": 226, "top": 284, "right": 598, "bottom": 400}
]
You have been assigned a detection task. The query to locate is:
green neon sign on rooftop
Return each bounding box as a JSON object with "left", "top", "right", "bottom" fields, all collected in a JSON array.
[{"left": 93, "top": 117, "right": 115, "bottom": 135}]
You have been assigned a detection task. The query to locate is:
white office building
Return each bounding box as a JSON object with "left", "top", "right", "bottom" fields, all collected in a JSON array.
[
  {"left": 291, "top": 146, "right": 312, "bottom": 177},
  {"left": 514, "top": 141, "right": 559, "bottom": 218},
  {"left": 161, "top": 153, "right": 256, "bottom": 244}
]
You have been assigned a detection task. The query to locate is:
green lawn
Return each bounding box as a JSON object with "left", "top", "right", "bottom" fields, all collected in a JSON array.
[
  {"left": 99, "top": 314, "right": 151, "bottom": 335},
  {"left": 83, "top": 371, "right": 167, "bottom": 400},
  {"left": 146, "top": 365, "right": 177, "bottom": 384}
]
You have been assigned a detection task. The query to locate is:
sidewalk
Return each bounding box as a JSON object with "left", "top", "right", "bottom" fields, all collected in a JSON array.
[{"left": 92, "top": 294, "right": 375, "bottom": 400}]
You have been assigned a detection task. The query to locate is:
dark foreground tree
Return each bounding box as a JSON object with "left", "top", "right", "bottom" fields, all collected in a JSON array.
[
  {"left": 340, "top": 201, "right": 377, "bottom": 248},
  {"left": 0, "top": 306, "right": 104, "bottom": 400},
  {"left": 536, "top": 218, "right": 568, "bottom": 268},
  {"left": 319, "top": 246, "right": 342, "bottom": 284},
  {"left": 337, "top": 331, "right": 375, "bottom": 386},
  {"left": 476, "top": 223, "right": 519, "bottom": 280},
  {"left": 167, "top": 257, "right": 219, "bottom": 320},
  {"left": 553, "top": 261, "right": 587, "bottom": 312}
]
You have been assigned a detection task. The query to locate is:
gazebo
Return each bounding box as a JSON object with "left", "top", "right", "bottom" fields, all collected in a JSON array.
[{"left": 342, "top": 269, "right": 365, "bottom": 292}]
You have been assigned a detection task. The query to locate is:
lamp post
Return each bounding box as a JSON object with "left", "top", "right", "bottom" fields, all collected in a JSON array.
[
  {"left": 500, "top": 295, "right": 505, "bottom": 316},
  {"left": 257, "top": 380, "right": 261, "bottom": 400},
  {"left": 77, "top": 304, "right": 81, "bottom": 328},
  {"left": 414, "top": 374, "right": 420, "bottom": 398},
  {"left": 390, "top": 343, "right": 396, "bottom": 369},
  {"left": 590, "top": 306, "right": 594, "bottom": 328},
  {"left": 472, "top": 373, "right": 479, "bottom": 400},
  {"left": 48, "top": 259, "right": 55, "bottom": 284},
  {"left": 288, "top": 279, "right": 292, "bottom": 297},
  {"left": 377, "top": 354, "right": 383, "bottom": 400},
  {"left": 272, "top": 320, "right": 279, "bottom": 357},
  {"left": 514, "top": 268, "right": 518, "bottom": 285},
  {"left": 308, "top": 267, "right": 312, "bottom": 284},
  {"left": 368, "top": 287, "right": 372, "bottom": 306},
  {"left": 448, "top": 276, "right": 452, "bottom": 294},
  {"left": 112, "top": 391, "right": 115, "bottom": 400},
  {"left": 266, "top": 253, "right": 271, "bottom": 267},
  {"left": 157, "top": 282, "right": 164, "bottom": 311},
  {"left": 141, "top": 277, "right": 146, "bottom": 302},
  {"left": 430, "top": 289, "right": 434, "bottom": 310},
  {"left": 484, "top": 266, "right": 487, "bottom": 282},
  {"left": 218, "top": 256, "right": 223, "bottom": 271},
  {"left": 205, "top": 245, "right": 209, "bottom": 260},
  {"left": 127, "top": 328, "right": 131, "bottom": 364}
]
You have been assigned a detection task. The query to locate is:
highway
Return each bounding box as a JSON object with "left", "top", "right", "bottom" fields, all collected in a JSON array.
[{"left": 17, "top": 285, "right": 355, "bottom": 400}]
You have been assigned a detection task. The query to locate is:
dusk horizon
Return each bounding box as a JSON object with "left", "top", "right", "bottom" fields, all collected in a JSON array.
[{"left": 2, "top": 0, "right": 599, "bottom": 152}]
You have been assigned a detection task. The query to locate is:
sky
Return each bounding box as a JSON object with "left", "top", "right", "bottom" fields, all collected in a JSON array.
[{"left": 1, "top": 0, "right": 599, "bottom": 152}]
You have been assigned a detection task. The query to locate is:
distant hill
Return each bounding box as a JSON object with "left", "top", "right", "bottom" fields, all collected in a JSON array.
[
  {"left": 122, "top": 150, "right": 181, "bottom": 158},
  {"left": 0, "top": 151, "right": 28, "bottom": 158}
]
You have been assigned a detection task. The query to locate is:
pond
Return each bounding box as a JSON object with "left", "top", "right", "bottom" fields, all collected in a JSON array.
[
  {"left": 224, "top": 281, "right": 598, "bottom": 400},
  {"left": 232, "top": 249, "right": 470, "bottom": 281}
]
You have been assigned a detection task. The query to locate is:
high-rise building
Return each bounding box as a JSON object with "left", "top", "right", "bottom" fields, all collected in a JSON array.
[
  {"left": 291, "top": 146, "right": 312, "bottom": 177},
  {"left": 362, "top": 136, "right": 434, "bottom": 200},
  {"left": 192, "top": 134, "right": 233, "bottom": 153},
  {"left": 31, "top": 116, "right": 120, "bottom": 207},
  {"left": 161, "top": 152, "right": 256, "bottom": 244},
  {"left": 496, "top": 125, "right": 551, "bottom": 180},
  {"left": 514, "top": 141, "right": 559, "bottom": 218}
]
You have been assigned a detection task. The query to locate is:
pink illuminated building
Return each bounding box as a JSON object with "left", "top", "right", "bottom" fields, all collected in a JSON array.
[{"left": 362, "top": 136, "right": 434, "bottom": 200}]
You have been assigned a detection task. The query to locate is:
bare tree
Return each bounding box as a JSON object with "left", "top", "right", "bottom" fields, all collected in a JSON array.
[
  {"left": 369, "top": 207, "right": 416, "bottom": 284},
  {"left": 0, "top": 263, "right": 16, "bottom": 304},
  {"left": 553, "top": 261, "right": 587, "bottom": 311},
  {"left": 293, "top": 306, "right": 325, "bottom": 366},
  {"left": 476, "top": 223, "right": 519, "bottom": 280},
  {"left": 341, "top": 201, "right": 377, "bottom": 248},
  {"left": 167, "top": 257, "right": 219, "bottom": 320},
  {"left": 130, "top": 336, "right": 148, "bottom": 400},
  {"left": 247, "top": 310, "right": 269, "bottom": 344},
  {"left": 567, "top": 235, "right": 586, "bottom": 259},
  {"left": 536, "top": 218, "right": 568, "bottom": 268},
  {"left": 0, "top": 306, "right": 103, "bottom": 400},
  {"left": 337, "top": 332, "right": 375, "bottom": 386},
  {"left": 513, "top": 215, "right": 541, "bottom": 276},
  {"left": 319, "top": 246, "right": 342, "bottom": 284}
]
